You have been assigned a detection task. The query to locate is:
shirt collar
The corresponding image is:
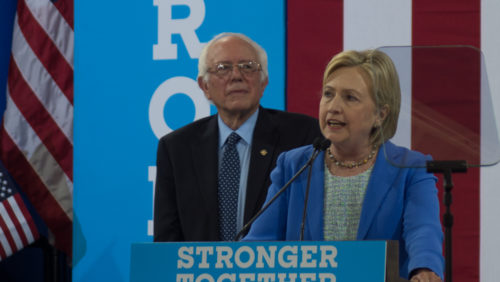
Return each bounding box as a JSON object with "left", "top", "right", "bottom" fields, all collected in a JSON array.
[{"left": 218, "top": 108, "right": 259, "bottom": 148}]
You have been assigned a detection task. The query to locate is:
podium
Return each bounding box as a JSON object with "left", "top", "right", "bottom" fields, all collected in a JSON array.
[{"left": 130, "top": 241, "right": 406, "bottom": 281}]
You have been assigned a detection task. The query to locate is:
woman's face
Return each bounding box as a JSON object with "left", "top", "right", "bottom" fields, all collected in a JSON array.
[{"left": 319, "top": 66, "right": 382, "bottom": 150}]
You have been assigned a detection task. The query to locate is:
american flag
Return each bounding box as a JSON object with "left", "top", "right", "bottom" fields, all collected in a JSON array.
[
  {"left": 0, "top": 0, "right": 73, "bottom": 257},
  {"left": 0, "top": 160, "right": 39, "bottom": 260}
]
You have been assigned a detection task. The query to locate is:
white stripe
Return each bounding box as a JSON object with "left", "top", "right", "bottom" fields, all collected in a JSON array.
[
  {"left": 480, "top": 0, "right": 500, "bottom": 280},
  {"left": 24, "top": 0, "right": 74, "bottom": 68},
  {"left": 7, "top": 196, "right": 35, "bottom": 243},
  {"left": 0, "top": 223, "right": 13, "bottom": 259},
  {"left": 4, "top": 92, "right": 73, "bottom": 220},
  {"left": 343, "top": 0, "right": 412, "bottom": 50},
  {"left": 379, "top": 46, "right": 413, "bottom": 148},
  {"left": 343, "top": 0, "right": 412, "bottom": 148},
  {"left": 4, "top": 93, "right": 42, "bottom": 161},
  {"left": 0, "top": 201, "right": 23, "bottom": 250},
  {"left": 11, "top": 16, "right": 73, "bottom": 144}
]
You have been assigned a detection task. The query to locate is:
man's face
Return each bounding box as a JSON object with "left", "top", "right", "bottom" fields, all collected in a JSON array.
[{"left": 198, "top": 36, "right": 268, "bottom": 118}]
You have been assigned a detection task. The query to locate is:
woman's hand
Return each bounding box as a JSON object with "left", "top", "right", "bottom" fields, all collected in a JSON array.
[{"left": 410, "top": 268, "right": 442, "bottom": 282}]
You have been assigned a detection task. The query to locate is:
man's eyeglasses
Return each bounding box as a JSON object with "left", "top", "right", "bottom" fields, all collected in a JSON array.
[{"left": 208, "top": 61, "right": 261, "bottom": 76}]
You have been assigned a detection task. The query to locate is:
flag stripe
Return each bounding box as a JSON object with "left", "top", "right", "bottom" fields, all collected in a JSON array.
[
  {"left": 2, "top": 95, "right": 73, "bottom": 217},
  {"left": 480, "top": 0, "right": 500, "bottom": 280},
  {"left": 286, "top": 0, "right": 344, "bottom": 118},
  {"left": 0, "top": 230, "right": 8, "bottom": 259},
  {"left": 0, "top": 200, "right": 26, "bottom": 249},
  {"left": 9, "top": 194, "right": 36, "bottom": 243},
  {"left": 0, "top": 128, "right": 72, "bottom": 255},
  {"left": 343, "top": 0, "right": 411, "bottom": 50},
  {"left": 24, "top": 0, "right": 74, "bottom": 69},
  {"left": 343, "top": 1, "right": 412, "bottom": 148},
  {"left": 17, "top": 0, "right": 73, "bottom": 103},
  {"left": 412, "top": 1, "right": 480, "bottom": 281},
  {"left": 7, "top": 58, "right": 73, "bottom": 180},
  {"left": 0, "top": 218, "right": 14, "bottom": 258},
  {"left": 11, "top": 17, "right": 73, "bottom": 143},
  {"left": 0, "top": 206, "right": 17, "bottom": 255},
  {"left": 412, "top": 1, "right": 480, "bottom": 46},
  {"left": 51, "top": 0, "right": 74, "bottom": 29}
]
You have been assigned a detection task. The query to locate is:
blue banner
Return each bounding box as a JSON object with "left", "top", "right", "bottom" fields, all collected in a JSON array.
[{"left": 130, "top": 241, "right": 390, "bottom": 282}]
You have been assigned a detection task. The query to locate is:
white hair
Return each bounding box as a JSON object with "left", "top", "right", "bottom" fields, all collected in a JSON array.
[{"left": 197, "top": 32, "right": 269, "bottom": 82}]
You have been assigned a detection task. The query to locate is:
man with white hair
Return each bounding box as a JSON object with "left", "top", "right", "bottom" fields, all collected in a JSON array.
[{"left": 153, "top": 32, "right": 320, "bottom": 241}]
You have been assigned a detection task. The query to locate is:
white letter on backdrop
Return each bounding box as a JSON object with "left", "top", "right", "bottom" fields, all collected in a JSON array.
[
  {"left": 154, "top": 0, "right": 206, "bottom": 59},
  {"left": 149, "top": 76, "right": 210, "bottom": 139}
]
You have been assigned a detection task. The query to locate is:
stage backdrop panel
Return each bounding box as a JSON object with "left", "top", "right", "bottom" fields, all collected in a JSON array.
[
  {"left": 73, "top": 1, "right": 285, "bottom": 281},
  {"left": 286, "top": 1, "right": 500, "bottom": 281}
]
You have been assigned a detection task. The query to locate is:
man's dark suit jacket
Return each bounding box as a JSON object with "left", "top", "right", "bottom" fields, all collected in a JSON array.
[{"left": 153, "top": 107, "right": 321, "bottom": 241}]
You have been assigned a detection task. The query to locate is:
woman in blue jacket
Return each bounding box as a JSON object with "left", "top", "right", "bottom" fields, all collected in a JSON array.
[{"left": 244, "top": 50, "right": 444, "bottom": 281}]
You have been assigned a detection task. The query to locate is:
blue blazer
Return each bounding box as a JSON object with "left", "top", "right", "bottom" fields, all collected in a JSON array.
[{"left": 244, "top": 141, "right": 444, "bottom": 279}]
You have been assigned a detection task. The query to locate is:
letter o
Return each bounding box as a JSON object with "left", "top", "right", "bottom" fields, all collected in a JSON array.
[
  {"left": 234, "top": 246, "right": 255, "bottom": 269},
  {"left": 149, "top": 76, "right": 210, "bottom": 139}
]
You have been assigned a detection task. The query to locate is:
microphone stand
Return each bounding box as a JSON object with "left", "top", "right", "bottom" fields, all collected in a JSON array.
[
  {"left": 234, "top": 139, "right": 326, "bottom": 241},
  {"left": 426, "top": 160, "right": 467, "bottom": 282},
  {"left": 300, "top": 163, "right": 314, "bottom": 240},
  {"left": 300, "top": 139, "right": 331, "bottom": 240}
]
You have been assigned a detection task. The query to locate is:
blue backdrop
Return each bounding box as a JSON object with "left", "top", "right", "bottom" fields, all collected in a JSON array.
[{"left": 74, "top": 1, "right": 286, "bottom": 281}]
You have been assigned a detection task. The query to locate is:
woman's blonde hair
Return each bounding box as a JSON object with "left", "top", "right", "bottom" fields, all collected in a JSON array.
[{"left": 323, "top": 49, "right": 401, "bottom": 146}]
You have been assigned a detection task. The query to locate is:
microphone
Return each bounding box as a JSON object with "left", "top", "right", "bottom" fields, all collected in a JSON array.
[
  {"left": 234, "top": 137, "right": 330, "bottom": 241},
  {"left": 300, "top": 138, "right": 330, "bottom": 240}
]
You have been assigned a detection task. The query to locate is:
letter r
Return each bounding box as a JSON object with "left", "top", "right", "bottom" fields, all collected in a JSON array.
[{"left": 153, "top": 0, "right": 207, "bottom": 60}]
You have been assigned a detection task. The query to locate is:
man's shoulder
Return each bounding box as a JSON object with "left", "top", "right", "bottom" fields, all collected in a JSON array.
[
  {"left": 257, "top": 108, "right": 321, "bottom": 144},
  {"left": 159, "top": 114, "right": 216, "bottom": 142},
  {"left": 262, "top": 108, "right": 317, "bottom": 123},
  {"left": 259, "top": 108, "right": 318, "bottom": 131}
]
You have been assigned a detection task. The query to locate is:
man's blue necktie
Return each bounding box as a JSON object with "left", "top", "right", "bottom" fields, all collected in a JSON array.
[{"left": 218, "top": 132, "right": 241, "bottom": 241}]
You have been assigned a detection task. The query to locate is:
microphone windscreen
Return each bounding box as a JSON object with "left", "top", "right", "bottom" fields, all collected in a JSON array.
[
  {"left": 320, "top": 139, "right": 331, "bottom": 151},
  {"left": 312, "top": 137, "right": 323, "bottom": 150}
]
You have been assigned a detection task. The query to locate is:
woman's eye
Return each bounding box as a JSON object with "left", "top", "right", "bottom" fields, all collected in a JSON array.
[
  {"left": 323, "top": 91, "right": 333, "bottom": 98},
  {"left": 346, "top": 94, "right": 358, "bottom": 101}
]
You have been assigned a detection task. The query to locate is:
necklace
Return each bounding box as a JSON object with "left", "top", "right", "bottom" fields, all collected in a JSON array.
[{"left": 327, "top": 146, "right": 377, "bottom": 169}]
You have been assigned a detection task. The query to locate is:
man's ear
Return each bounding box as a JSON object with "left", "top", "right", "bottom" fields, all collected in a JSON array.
[
  {"left": 261, "top": 76, "right": 269, "bottom": 89},
  {"left": 257, "top": 76, "right": 268, "bottom": 99},
  {"left": 198, "top": 76, "right": 210, "bottom": 100}
]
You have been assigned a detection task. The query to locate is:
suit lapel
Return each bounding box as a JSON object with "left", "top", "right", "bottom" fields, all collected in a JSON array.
[
  {"left": 305, "top": 150, "right": 326, "bottom": 240},
  {"left": 357, "top": 142, "right": 400, "bottom": 239},
  {"left": 192, "top": 116, "right": 219, "bottom": 217},
  {"left": 245, "top": 109, "right": 278, "bottom": 223}
]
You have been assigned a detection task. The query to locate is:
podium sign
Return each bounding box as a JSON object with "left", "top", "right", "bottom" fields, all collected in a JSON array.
[{"left": 130, "top": 241, "right": 400, "bottom": 282}]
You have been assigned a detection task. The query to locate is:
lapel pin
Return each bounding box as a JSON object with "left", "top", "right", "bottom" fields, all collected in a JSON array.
[{"left": 260, "top": 149, "right": 268, "bottom": 156}]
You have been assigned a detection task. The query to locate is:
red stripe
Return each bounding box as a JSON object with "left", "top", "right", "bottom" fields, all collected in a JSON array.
[
  {"left": 17, "top": 0, "right": 73, "bottom": 104},
  {"left": 13, "top": 193, "right": 39, "bottom": 240},
  {"left": 3, "top": 197, "right": 29, "bottom": 246},
  {"left": 7, "top": 57, "right": 73, "bottom": 180},
  {"left": 52, "top": 0, "right": 74, "bottom": 29},
  {"left": 286, "top": 0, "right": 344, "bottom": 117},
  {"left": 0, "top": 128, "right": 72, "bottom": 256},
  {"left": 0, "top": 210, "right": 18, "bottom": 255},
  {"left": 413, "top": 1, "right": 480, "bottom": 281},
  {"left": 413, "top": 1, "right": 480, "bottom": 46}
]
